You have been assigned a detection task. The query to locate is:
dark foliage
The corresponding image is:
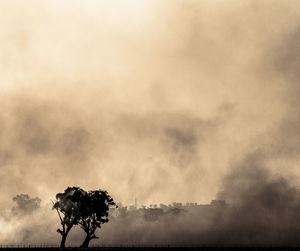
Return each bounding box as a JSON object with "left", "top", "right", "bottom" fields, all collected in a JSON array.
[
  {"left": 52, "top": 187, "right": 86, "bottom": 248},
  {"left": 52, "top": 187, "right": 116, "bottom": 248},
  {"left": 78, "top": 189, "right": 116, "bottom": 248}
]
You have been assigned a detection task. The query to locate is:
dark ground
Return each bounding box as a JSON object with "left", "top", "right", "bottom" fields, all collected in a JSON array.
[{"left": 0, "top": 247, "right": 300, "bottom": 251}]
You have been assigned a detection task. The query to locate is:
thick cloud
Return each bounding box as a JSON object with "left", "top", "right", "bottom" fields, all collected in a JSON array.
[{"left": 0, "top": 0, "right": 300, "bottom": 246}]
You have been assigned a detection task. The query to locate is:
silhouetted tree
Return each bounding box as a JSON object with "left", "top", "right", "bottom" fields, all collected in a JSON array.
[
  {"left": 78, "top": 189, "right": 116, "bottom": 248},
  {"left": 12, "top": 194, "right": 41, "bottom": 215},
  {"left": 52, "top": 187, "right": 87, "bottom": 248}
]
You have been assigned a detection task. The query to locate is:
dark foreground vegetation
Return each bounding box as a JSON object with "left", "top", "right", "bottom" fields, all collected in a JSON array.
[{"left": 52, "top": 187, "right": 116, "bottom": 248}]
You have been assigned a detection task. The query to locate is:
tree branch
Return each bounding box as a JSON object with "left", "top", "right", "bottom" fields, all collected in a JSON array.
[
  {"left": 57, "top": 229, "right": 64, "bottom": 236},
  {"left": 91, "top": 235, "right": 99, "bottom": 240},
  {"left": 51, "top": 200, "right": 64, "bottom": 229}
]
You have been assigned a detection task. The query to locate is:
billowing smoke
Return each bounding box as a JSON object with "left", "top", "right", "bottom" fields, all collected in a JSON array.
[{"left": 0, "top": 0, "right": 300, "bottom": 246}]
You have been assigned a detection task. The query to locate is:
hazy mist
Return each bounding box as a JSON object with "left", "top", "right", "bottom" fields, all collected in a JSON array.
[{"left": 1, "top": 0, "right": 300, "bottom": 246}]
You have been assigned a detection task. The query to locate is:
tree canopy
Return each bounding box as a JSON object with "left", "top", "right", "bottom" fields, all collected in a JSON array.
[
  {"left": 52, "top": 187, "right": 86, "bottom": 248},
  {"left": 52, "top": 186, "right": 116, "bottom": 248},
  {"left": 78, "top": 189, "right": 116, "bottom": 248},
  {"left": 12, "top": 194, "right": 41, "bottom": 215}
]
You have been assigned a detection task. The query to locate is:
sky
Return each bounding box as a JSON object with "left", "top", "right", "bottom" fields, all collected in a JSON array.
[{"left": 1, "top": 0, "right": 300, "bottom": 246}]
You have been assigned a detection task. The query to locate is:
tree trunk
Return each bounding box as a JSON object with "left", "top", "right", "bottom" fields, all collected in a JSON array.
[
  {"left": 60, "top": 226, "right": 72, "bottom": 248},
  {"left": 60, "top": 234, "right": 67, "bottom": 249},
  {"left": 80, "top": 234, "right": 91, "bottom": 248}
]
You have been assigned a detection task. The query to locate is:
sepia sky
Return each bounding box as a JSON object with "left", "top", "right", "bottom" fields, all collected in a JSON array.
[{"left": 1, "top": 0, "right": 300, "bottom": 211}]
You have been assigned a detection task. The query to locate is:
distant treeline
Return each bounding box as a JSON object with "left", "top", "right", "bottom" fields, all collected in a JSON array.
[{"left": 111, "top": 200, "right": 226, "bottom": 222}]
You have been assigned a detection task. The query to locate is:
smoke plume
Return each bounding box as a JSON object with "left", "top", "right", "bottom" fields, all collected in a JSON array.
[{"left": 0, "top": 0, "right": 300, "bottom": 246}]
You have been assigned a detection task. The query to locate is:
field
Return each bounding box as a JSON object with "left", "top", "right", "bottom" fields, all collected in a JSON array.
[{"left": 0, "top": 247, "right": 299, "bottom": 251}]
